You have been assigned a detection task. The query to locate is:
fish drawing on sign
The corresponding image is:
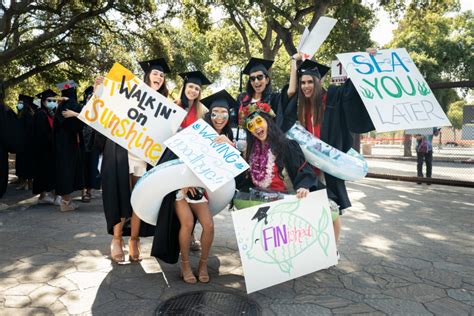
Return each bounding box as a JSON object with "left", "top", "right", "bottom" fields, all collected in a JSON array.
[{"left": 246, "top": 200, "right": 331, "bottom": 275}]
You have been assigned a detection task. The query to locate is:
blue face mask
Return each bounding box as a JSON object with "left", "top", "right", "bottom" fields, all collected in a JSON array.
[
  {"left": 17, "top": 103, "right": 24, "bottom": 111},
  {"left": 46, "top": 100, "right": 57, "bottom": 110}
]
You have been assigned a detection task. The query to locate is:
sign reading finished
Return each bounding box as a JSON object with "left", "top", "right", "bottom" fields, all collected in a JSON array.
[
  {"left": 164, "top": 119, "right": 249, "bottom": 192},
  {"left": 78, "top": 63, "right": 186, "bottom": 165},
  {"left": 337, "top": 48, "right": 451, "bottom": 132},
  {"left": 232, "top": 190, "right": 338, "bottom": 294}
]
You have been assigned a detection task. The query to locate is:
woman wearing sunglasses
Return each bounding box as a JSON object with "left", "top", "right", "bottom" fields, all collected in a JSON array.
[
  {"left": 202, "top": 90, "right": 236, "bottom": 145},
  {"left": 239, "top": 103, "right": 320, "bottom": 199},
  {"left": 232, "top": 57, "right": 299, "bottom": 132}
]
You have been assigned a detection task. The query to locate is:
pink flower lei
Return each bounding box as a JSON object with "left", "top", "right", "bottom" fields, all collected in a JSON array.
[{"left": 250, "top": 141, "right": 275, "bottom": 189}]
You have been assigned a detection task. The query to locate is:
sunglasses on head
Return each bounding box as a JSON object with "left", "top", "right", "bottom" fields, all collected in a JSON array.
[
  {"left": 246, "top": 115, "right": 265, "bottom": 133},
  {"left": 249, "top": 74, "right": 265, "bottom": 82},
  {"left": 211, "top": 112, "right": 229, "bottom": 120}
]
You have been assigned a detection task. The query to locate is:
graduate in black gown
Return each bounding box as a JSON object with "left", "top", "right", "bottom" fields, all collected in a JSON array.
[
  {"left": 80, "top": 86, "right": 101, "bottom": 202},
  {"left": 0, "top": 94, "right": 25, "bottom": 198},
  {"left": 97, "top": 58, "right": 170, "bottom": 263},
  {"left": 53, "top": 81, "right": 84, "bottom": 212},
  {"left": 14, "top": 94, "right": 36, "bottom": 191},
  {"left": 281, "top": 55, "right": 375, "bottom": 245},
  {"left": 231, "top": 57, "right": 299, "bottom": 133},
  {"left": 32, "top": 89, "right": 58, "bottom": 204},
  {"left": 151, "top": 70, "right": 213, "bottom": 284}
]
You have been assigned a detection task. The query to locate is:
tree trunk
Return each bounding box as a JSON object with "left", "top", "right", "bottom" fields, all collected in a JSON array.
[{"left": 403, "top": 133, "right": 412, "bottom": 157}]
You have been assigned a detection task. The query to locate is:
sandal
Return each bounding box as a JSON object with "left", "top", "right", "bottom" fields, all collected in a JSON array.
[
  {"left": 110, "top": 237, "right": 125, "bottom": 263},
  {"left": 81, "top": 191, "right": 91, "bottom": 203},
  {"left": 197, "top": 259, "right": 210, "bottom": 283},
  {"left": 129, "top": 237, "right": 142, "bottom": 262},
  {"left": 180, "top": 260, "right": 197, "bottom": 284}
]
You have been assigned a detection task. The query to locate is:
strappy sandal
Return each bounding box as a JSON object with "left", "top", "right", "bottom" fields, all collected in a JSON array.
[
  {"left": 197, "top": 259, "right": 210, "bottom": 283},
  {"left": 180, "top": 260, "right": 197, "bottom": 284},
  {"left": 110, "top": 237, "right": 125, "bottom": 263},
  {"left": 129, "top": 236, "right": 142, "bottom": 262},
  {"left": 81, "top": 191, "right": 91, "bottom": 203}
]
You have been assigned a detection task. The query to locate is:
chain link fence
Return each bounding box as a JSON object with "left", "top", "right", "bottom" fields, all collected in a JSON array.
[{"left": 360, "top": 106, "right": 474, "bottom": 186}]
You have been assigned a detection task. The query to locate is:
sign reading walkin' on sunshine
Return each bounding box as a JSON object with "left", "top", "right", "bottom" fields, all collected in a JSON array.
[
  {"left": 164, "top": 119, "right": 249, "bottom": 192},
  {"left": 336, "top": 48, "right": 451, "bottom": 133},
  {"left": 232, "top": 190, "right": 338, "bottom": 294},
  {"left": 78, "top": 63, "right": 187, "bottom": 166}
]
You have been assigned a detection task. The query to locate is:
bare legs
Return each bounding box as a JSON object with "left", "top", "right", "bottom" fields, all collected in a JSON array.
[
  {"left": 175, "top": 197, "right": 214, "bottom": 283},
  {"left": 111, "top": 218, "right": 125, "bottom": 262},
  {"left": 129, "top": 175, "right": 142, "bottom": 261},
  {"left": 333, "top": 217, "right": 341, "bottom": 244}
]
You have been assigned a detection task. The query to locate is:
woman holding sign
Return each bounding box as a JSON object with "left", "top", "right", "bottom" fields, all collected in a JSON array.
[
  {"left": 151, "top": 71, "right": 216, "bottom": 284},
  {"left": 283, "top": 53, "right": 375, "bottom": 244},
  {"left": 86, "top": 58, "right": 171, "bottom": 263},
  {"left": 239, "top": 103, "right": 321, "bottom": 198}
]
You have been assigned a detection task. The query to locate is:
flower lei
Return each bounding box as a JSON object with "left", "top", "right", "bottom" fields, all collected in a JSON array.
[{"left": 250, "top": 141, "right": 275, "bottom": 189}]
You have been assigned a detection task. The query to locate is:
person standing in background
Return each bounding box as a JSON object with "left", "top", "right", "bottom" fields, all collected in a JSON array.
[{"left": 415, "top": 127, "right": 440, "bottom": 184}]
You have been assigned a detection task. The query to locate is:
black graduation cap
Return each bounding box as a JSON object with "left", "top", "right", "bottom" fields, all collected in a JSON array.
[
  {"left": 18, "top": 94, "right": 33, "bottom": 104},
  {"left": 179, "top": 71, "right": 211, "bottom": 86},
  {"left": 84, "top": 86, "right": 94, "bottom": 96},
  {"left": 201, "top": 90, "right": 237, "bottom": 111},
  {"left": 251, "top": 206, "right": 270, "bottom": 225},
  {"left": 139, "top": 58, "right": 171, "bottom": 74},
  {"left": 242, "top": 57, "right": 274, "bottom": 75},
  {"left": 36, "top": 89, "right": 57, "bottom": 100},
  {"left": 298, "top": 59, "right": 330, "bottom": 79}
]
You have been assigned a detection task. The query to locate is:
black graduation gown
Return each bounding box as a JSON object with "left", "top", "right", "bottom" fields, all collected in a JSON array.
[
  {"left": 281, "top": 79, "right": 375, "bottom": 210},
  {"left": 0, "top": 105, "right": 25, "bottom": 198},
  {"left": 100, "top": 136, "right": 156, "bottom": 236},
  {"left": 32, "top": 109, "right": 55, "bottom": 194},
  {"left": 15, "top": 109, "right": 35, "bottom": 179},
  {"left": 53, "top": 99, "right": 84, "bottom": 195}
]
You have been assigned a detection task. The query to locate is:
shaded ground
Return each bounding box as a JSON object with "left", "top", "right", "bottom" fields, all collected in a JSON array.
[{"left": 0, "top": 179, "right": 473, "bottom": 315}]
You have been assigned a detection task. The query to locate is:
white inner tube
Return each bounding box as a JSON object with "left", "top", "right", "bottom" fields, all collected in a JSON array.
[
  {"left": 286, "top": 122, "right": 368, "bottom": 181},
  {"left": 131, "top": 159, "right": 236, "bottom": 225}
]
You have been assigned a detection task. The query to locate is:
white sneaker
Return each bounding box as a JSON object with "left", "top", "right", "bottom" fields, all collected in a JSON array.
[{"left": 54, "top": 196, "right": 62, "bottom": 206}]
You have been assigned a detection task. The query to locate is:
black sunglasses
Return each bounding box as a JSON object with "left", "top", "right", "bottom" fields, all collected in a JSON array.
[{"left": 249, "top": 74, "right": 266, "bottom": 82}]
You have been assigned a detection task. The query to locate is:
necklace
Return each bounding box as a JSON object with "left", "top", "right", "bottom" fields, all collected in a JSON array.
[{"left": 250, "top": 141, "right": 275, "bottom": 189}]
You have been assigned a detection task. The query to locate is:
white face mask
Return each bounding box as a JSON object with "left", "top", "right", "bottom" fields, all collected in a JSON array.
[
  {"left": 17, "top": 103, "right": 24, "bottom": 111},
  {"left": 46, "top": 100, "right": 57, "bottom": 110}
]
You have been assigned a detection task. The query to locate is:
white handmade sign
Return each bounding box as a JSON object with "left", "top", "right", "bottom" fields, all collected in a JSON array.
[
  {"left": 331, "top": 60, "right": 348, "bottom": 84},
  {"left": 299, "top": 17, "right": 337, "bottom": 60},
  {"left": 164, "top": 119, "right": 249, "bottom": 192},
  {"left": 232, "top": 190, "right": 338, "bottom": 294},
  {"left": 297, "top": 27, "right": 310, "bottom": 51},
  {"left": 78, "top": 63, "right": 186, "bottom": 166},
  {"left": 336, "top": 48, "right": 451, "bottom": 133}
]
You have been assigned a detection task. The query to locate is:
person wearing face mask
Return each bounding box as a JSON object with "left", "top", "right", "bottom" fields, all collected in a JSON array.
[
  {"left": 32, "top": 89, "right": 59, "bottom": 204},
  {"left": 14, "top": 95, "right": 36, "bottom": 191},
  {"left": 88, "top": 58, "right": 170, "bottom": 263},
  {"left": 150, "top": 70, "right": 215, "bottom": 284},
  {"left": 53, "top": 80, "right": 85, "bottom": 212}
]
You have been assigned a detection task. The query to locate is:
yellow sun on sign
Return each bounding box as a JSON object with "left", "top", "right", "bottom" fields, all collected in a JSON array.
[{"left": 103, "top": 63, "right": 140, "bottom": 96}]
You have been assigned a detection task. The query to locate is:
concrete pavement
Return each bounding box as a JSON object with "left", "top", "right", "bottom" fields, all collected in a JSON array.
[{"left": 0, "top": 178, "right": 473, "bottom": 315}]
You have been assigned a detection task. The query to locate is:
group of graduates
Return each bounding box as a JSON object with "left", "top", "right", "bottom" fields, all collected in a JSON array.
[
  {"left": 0, "top": 50, "right": 375, "bottom": 285},
  {"left": 0, "top": 82, "right": 101, "bottom": 212}
]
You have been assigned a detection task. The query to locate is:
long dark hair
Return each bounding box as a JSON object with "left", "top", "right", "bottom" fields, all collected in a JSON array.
[
  {"left": 204, "top": 110, "right": 234, "bottom": 141},
  {"left": 245, "top": 70, "right": 272, "bottom": 101},
  {"left": 144, "top": 70, "right": 169, "bottom": 97},
  {"left": 245, "top": 112, "right": 287, "bottom": 171},
  {"left": 297, "top": 74, "right": 324, "bottom": 127}
]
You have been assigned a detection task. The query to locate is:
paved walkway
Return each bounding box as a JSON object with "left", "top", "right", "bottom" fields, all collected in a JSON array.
[{"left": 0, "top": 179, "right": 473, "bottom": 315}]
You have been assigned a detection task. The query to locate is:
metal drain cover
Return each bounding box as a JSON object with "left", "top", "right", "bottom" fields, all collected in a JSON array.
[{"left": 156, "top": 290, "right": 261, "bottom": 315}]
